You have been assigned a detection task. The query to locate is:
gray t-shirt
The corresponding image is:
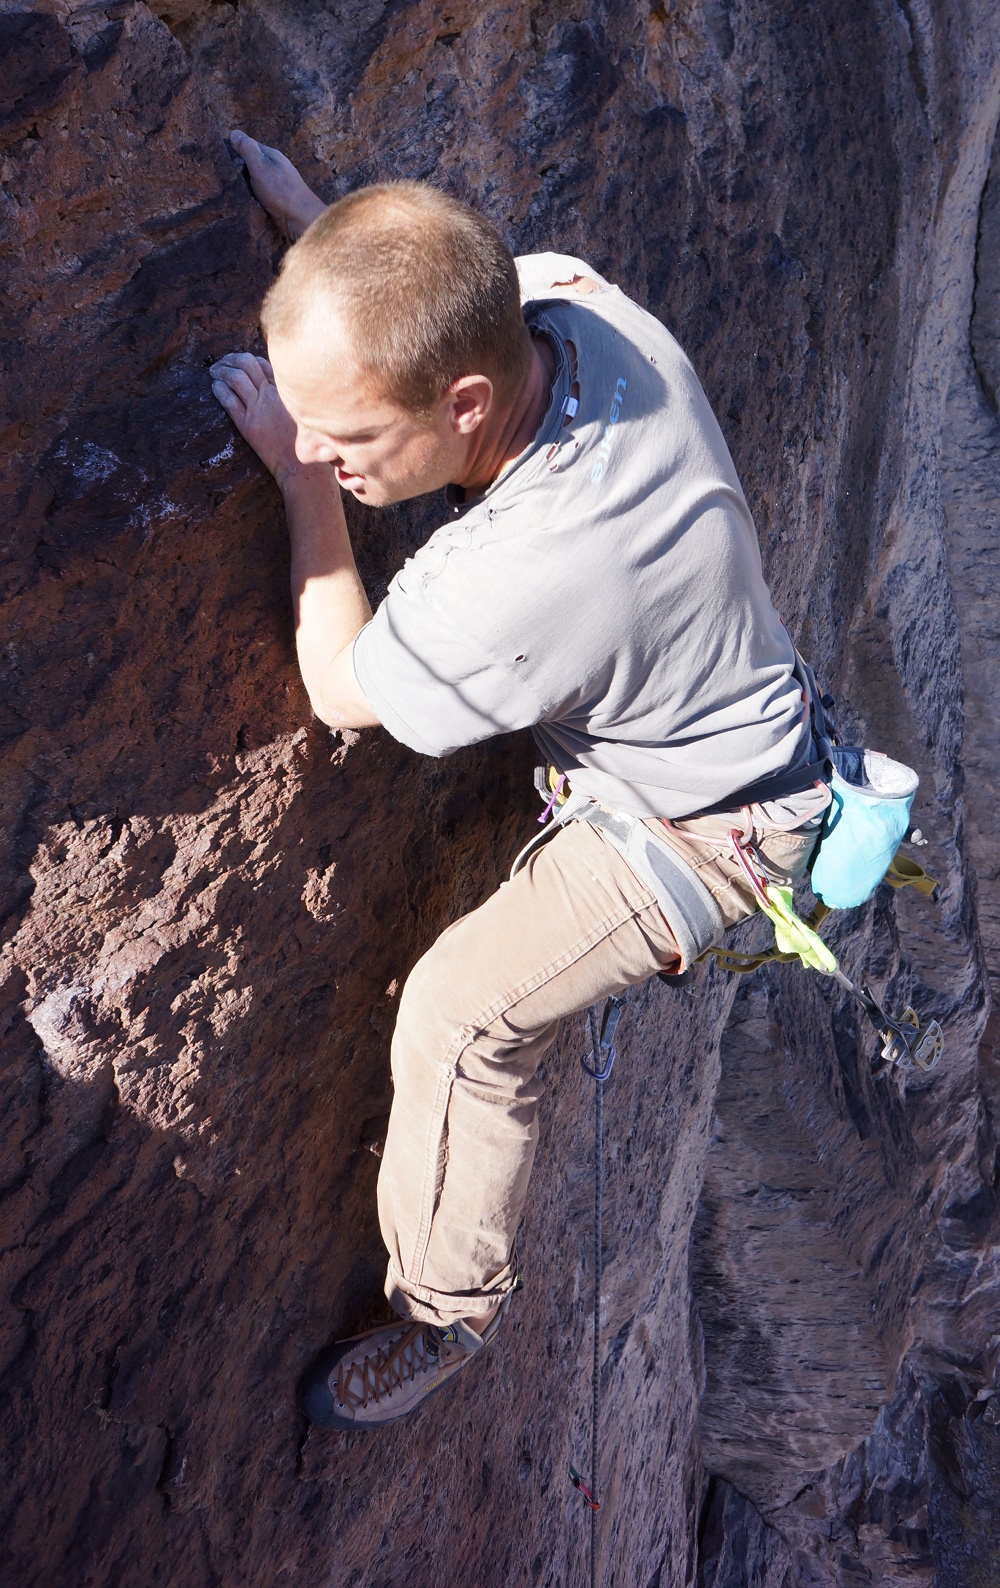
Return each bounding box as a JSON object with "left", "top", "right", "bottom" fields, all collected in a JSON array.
[{"left": 352, "top": 252, "right": 810, "bottom": 819}]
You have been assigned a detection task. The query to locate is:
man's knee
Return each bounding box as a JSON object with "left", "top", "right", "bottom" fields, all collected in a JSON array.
[{"left": 395, "top": 920, "right": 482, "bottom": 1063}]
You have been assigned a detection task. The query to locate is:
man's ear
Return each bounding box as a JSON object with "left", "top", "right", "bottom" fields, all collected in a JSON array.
[{"left": 446, "top": 374, "right": 494, "bottom": 434}]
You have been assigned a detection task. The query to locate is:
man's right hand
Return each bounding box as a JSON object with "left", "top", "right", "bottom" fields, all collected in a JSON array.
[
  {"left": 229, "top": 130, "right": 327, "bottom": 240},
  {"left": 209, "top": 352, "right": 379, "bottom": 728},
  {"left": 210, "top": 353, "right": 302, "bottom": 484}
]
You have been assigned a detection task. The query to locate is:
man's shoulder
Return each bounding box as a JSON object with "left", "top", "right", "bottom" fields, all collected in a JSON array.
[
  {"left": 515, "top": 252, "right": 692, "bottom": 376},
  {"left": 515, "top": 252, "right": 612, "bottom": 304}
]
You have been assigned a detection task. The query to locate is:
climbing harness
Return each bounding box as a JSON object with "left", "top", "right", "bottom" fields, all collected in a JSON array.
[
  {"left": 570, "top": 993, "right": 625, "bottom": 1588},
  {"left": 521, "top": 766, "right": 944, "bottom": 1075},
  {"left": 515, "top": 779, "right": 725, "bottom": 972}
]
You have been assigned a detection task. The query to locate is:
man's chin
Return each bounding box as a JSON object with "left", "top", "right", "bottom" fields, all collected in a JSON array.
[
  {"left": 348, "top": 480, "right": 426, "bottom": 508},
  {"left": 347, "top": 482, "right": 386, "bottom": 507}
]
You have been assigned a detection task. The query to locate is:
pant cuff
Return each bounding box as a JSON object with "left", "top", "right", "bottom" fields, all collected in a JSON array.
[{"left": 384, "top": 1255, "right": 519, "bottom": 1327}]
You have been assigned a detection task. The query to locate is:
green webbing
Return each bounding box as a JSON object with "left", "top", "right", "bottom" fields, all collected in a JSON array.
[
  {"left": 702, "top": 900, "right": 833, "bottom": 975},
  {"left": 700, "top": 853, "right": 941, "bottom": 977}
]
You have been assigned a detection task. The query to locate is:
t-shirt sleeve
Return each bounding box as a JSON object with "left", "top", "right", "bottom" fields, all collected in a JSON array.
[{"left": 352, "top": 584, "right": 545, "bottom": 757}]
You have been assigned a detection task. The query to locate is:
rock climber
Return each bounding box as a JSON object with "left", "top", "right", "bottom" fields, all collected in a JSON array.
[{"left": 210, "top": 129, "right": 830, "bottom": 1431}]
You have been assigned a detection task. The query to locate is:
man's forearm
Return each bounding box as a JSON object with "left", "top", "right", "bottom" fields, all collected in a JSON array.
[{"left": 280, "top": 463, "right": 379, "bottom": 727}]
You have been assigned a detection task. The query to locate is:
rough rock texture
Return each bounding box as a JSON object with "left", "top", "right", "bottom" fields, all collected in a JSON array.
[{"left": 1, "top": 2, "right": 999, "bottom": 1585}]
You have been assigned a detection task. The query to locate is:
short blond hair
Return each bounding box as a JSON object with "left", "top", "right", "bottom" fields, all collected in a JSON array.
[{"left": 261, "top": 182, "right": 533, "bottom": 415}]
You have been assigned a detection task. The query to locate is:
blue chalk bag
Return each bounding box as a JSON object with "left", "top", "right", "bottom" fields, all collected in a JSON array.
[{"left": 810, "top": 747, "right": 918, "bottom": 910}]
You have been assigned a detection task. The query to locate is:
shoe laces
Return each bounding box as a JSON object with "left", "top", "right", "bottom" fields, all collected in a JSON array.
[{"left": 335, "top": 1323, "right": 457, "bottom": 1410}]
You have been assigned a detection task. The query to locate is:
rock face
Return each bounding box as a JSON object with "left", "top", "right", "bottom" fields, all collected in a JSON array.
[{"left": 1, "top": 2, "right": 998, "bottom": 1585}]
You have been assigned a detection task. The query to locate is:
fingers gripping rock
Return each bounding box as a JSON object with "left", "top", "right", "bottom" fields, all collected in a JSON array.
[
  {"left": 209, "top": 353, "right": 299, "bottom": 478},
  {"left": 227, "top": 129, "right": 326, "bottom": 240}
]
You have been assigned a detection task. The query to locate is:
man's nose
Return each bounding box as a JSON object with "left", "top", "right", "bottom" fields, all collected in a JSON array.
[{"left": 295, "top": 427, "right": 340, "bottom": 465}]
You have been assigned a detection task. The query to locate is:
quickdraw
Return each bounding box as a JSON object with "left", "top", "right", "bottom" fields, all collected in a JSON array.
[{"left": 569, "top": 1465, "right": 600, "bottom": 1512}]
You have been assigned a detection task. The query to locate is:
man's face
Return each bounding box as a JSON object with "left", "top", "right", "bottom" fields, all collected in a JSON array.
[{"left": 268, "top": 316, "right": 473, "bottom": 506}]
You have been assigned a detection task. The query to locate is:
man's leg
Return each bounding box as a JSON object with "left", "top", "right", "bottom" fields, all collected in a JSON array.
[
  {"left": 378, "top": 818, "right": 679, "bottom": 1327},
  {"left": 377, "top": 799, "right": 821, "bottom": 1327}
]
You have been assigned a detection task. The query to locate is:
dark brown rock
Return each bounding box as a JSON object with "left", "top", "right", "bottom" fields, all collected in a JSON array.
[{"left": 1, "top": 2, "right": 999, "bottom": 1585}]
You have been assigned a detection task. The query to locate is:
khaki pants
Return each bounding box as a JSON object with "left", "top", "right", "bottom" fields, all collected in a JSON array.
[{"left": 378, "top": 808, "right": 819, "bottom": 1326}]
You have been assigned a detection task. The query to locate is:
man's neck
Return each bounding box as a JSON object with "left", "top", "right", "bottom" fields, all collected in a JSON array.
[{"left": 456, "top": 336, "right": 556, "bottom": 496}]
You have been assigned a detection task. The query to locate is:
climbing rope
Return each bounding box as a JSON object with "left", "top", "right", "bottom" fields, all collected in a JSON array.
[
  {"left": 571, "top": 993, "right": 626, "bottom": 1588},
  {"left": 562, "top": 844, "right": 942, "bottom": 1581}
]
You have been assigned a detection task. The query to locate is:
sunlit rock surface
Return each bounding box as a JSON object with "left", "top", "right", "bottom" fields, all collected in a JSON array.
[{"left": 1, "top": 2, "right": 999, "bottom": 1584}]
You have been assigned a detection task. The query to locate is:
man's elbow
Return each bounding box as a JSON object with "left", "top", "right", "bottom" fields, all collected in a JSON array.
[
  {"left": 299, "top": 642, "right": 382, "bottom": 729},
  {"left": 308, "top": 689, "right": 382, "bottom": 731}
]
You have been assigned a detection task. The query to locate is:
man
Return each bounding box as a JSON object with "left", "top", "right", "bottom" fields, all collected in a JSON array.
[{"left": 210, "top": 131, "right": 828, "bottom": 1432}]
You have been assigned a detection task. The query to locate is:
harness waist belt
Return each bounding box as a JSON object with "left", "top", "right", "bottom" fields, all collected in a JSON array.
[{"left": 691, "top": 756, "right": 829, "bottom": 820}]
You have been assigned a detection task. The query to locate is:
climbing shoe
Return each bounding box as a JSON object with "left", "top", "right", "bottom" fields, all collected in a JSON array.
[{"left": 297, "top": 1306, "right": 506, "bottom": 1431}]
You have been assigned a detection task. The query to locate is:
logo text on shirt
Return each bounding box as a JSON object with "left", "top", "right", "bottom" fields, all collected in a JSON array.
[{"left": 591, "top": 377, "right": 628, "bottom": 483}]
